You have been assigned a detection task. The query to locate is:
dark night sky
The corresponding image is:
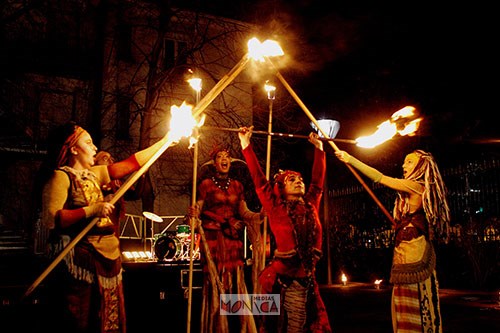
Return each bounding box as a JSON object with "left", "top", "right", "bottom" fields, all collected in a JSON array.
[{"left": 220, "top": 1, "right": 498, "bottom": 177}]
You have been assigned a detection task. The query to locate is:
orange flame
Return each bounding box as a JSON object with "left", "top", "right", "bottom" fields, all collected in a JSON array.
[
  {"left": 264, "top": 80, "right": 276, "bottom": 100},
  {"left": 168, "top": 102, "right": 204, "bottom": 145},
  {"left": 355, "top": 106, "right": 422, "bottom": 148},
  {"left": 247, "top": 37, "right": 284, "bottom": 62}
]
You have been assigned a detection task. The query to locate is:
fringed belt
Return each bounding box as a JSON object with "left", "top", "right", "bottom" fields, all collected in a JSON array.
[{"left": 390, "top": 236, "right": 436, "bottom": 284}]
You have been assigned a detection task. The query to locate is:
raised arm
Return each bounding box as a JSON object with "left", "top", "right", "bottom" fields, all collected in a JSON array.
[
  {"left": 335, "top": 150, "right": 423, "bottom": 195},
  {"left": 309, "top": 133, "right": 326, "bottom": 191},
  {"left": 238, "top": 126, "right": 267, "bottom": 190}
]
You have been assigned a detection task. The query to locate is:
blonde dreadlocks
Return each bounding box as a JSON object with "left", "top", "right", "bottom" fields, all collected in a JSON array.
[{"left": 394, "top": 149, "right": 451, "bottom": 243}]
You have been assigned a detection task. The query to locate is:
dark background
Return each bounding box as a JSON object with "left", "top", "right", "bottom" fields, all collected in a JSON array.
[{"left": 211, "top": 1, "right": 498, "bottom": 179}]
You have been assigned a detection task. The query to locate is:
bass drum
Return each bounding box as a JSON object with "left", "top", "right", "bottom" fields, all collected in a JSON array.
[{"left": 154, "top": 233, "right": 181, "bottom": 261}]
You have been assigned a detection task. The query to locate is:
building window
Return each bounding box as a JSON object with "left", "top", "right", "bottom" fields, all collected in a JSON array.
[{"left": 163, "top": 39, "right": 187, "bottom": 70}]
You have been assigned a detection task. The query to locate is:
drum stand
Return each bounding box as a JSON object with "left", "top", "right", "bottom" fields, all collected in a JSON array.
[
  {"left": 178, "top": 234, "right": 200, "bottom": 261},
  {"left": 142, "top": 212, "right": 164, "bottom": 257}
]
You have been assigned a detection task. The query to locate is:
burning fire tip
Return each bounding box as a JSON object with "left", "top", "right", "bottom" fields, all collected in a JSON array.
[
  {"left": 168, "top": 102, "right": 205, "bottom": 145},
  {"left": 355, "top": 106, "right": 422, "bottom": 148},
  {"left": 247, "top": 37, "right": 284, "bottom": 62}
]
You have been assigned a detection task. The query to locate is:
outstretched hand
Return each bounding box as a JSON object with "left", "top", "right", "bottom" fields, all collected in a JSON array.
[
  {"left": 308, "top": 132, "right": 323, "bottom": 151},
  {"left": 238, "top": 126, "right": 253, "bottom": 149},
  {"left": 335, "top": 150, "right": 351, "bottom": 163}
]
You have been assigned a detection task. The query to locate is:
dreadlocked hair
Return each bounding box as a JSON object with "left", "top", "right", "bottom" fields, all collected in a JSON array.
[{"left": 394, "top": 150, "right": 451, "bottom": 244}]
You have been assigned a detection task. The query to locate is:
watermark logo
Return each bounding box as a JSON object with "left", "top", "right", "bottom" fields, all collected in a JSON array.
[{"left": 220, "top": 294, "right": 280, "bottom": 315}]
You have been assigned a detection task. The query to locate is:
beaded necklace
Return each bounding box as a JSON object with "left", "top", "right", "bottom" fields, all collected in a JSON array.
[{"left": 212, "top": 176, "right": 231, "bottom": 191}]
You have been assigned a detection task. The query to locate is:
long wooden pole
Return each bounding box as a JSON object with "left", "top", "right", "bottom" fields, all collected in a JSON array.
[
  {"left": 186, "top": 86, "right": 201, "bottom": 333},
  {"left": 22, "top": 138, "right": 178, "bottom": 300},
  {"left": 268, "top": 61, "right": 395, "bottom": 226},
  {"left": 261, "top": 96, "right": 273, "bottom": 285},
  {"left": 192, "top": 55, "right": 250, "bottom": 119},
  {"left": 186, "top": 134, "right": 198, "bottom": 333},
  {"left": 202, "top": 126, "right": 356, "bottom": 144}
]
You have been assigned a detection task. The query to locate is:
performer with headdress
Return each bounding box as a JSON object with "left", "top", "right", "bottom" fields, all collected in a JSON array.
[
  {"left": 238, "top": 126, "right": 332, "bottom": 333},
  {"left": 335, "top": 149, "right": 450, "bottom": 333},
  {"left": 188, "top": 146, "right": 264, "bottom": 333},
  {"left": 40, "top": 121, "right": 170, "bottom": 332}
]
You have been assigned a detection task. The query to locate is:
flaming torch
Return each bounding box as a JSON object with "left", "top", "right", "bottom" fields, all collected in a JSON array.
[
  {"left": 186, "top": 74, "right": 202, "bottom": 333},
  {"left": 23, "top": 102, "right": 199, "bottom": 300},
  {"left": 192, "top": 37, "right": 283, "bottom": 119},
  {"left": 263, "top": 55, "right": 395, "bottom": 225},
  {"left": 356, "top": 106, "right": 421, "bottom": 148},
  {"left": 261, "top": 80, "right": 276, "bottom": 272}
]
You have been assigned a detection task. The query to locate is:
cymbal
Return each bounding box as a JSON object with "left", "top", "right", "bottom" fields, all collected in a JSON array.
[{"left": 142, "top": 211, "right": 163, "bottom": 223}]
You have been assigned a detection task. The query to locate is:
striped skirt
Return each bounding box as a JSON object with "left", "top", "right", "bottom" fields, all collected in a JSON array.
[{"left": 391, "top": 270, "right": 442, "bottom": 333}]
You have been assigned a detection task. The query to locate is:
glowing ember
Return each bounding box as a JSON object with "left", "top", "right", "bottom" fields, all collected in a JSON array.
[
  {"left": 355, "top": 106, "right": 422, "bottom": 148},
  {"left": 247, "top": 37, "right": 284, "bottom": 62}
]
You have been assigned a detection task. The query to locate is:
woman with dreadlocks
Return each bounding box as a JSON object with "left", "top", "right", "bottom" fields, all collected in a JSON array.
[
  {"left": 238, "top": 126, "right": 332, "bottom": 333},
  {"left": 335, "top": 149, "right": 450, "bottom": 333}
]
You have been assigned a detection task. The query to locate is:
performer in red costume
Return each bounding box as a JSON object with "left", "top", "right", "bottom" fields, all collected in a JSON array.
[
  {"left": 189, "top": 147, "right": 263, "bottom": 333},
  {"left": 41, "top": 121, "right": 171, "bottom": 333},
  {"left": 238, "top": 126, "right": 332, "bottom": 333}
]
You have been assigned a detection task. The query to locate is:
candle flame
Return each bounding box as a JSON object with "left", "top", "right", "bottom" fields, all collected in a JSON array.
[
  {"left": 374, "top": 279, "right": 383, "bottom": 285},
  {"left": 341, "top": 273, "right": 347, "bottom": 282},
  {"left": 168, "top": 102, "right": 203, "bottom": 143},
  {"left": 355, "top": 106, "right": 422, "bottom": 148},
  {"left": 248, "top": 37, "right": 284, "bottom": 62}
]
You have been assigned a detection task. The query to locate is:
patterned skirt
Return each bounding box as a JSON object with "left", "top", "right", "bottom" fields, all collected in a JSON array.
[{"left": 391, "top": 270, "right": 442, "bottom": 333}]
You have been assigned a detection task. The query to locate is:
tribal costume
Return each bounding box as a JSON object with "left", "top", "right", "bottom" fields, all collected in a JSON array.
[
  {"left": 43, "top": 151, "right": 143, "bottom": 333},
  {"left": 390, "top": 210, "right": 442, "bottom": 333},
  {"left": 338, "top": 148, "right": 450, "bottom": 333},
  {"left": 196, "top": 174, "right": 261, "bottom": 333},
  {"left": 242, "top": 143, "right": 331, "bottom": 333}
]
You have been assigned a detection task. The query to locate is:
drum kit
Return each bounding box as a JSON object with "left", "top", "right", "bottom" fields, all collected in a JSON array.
[{"left": 143, "top": 211, "right": 200, "bottom": 262}]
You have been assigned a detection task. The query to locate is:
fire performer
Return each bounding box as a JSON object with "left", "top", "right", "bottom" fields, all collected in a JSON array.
[
  {"left": 335, "top": 149, "right": 450, "bottom": 333},
  {"left": 95, "top": 150, "right": 147, "bottom": 238},
  {"left": 188, "top": 147, "right": 264, "bottom": 333},
  {"left": 40, "top": 121, "right": 171, "bottom": 333},
  {"left": 238, "top": 126, "right": 332, "bottom": 333}
]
